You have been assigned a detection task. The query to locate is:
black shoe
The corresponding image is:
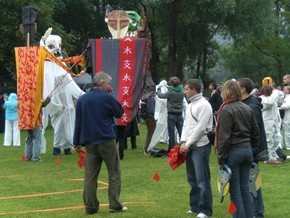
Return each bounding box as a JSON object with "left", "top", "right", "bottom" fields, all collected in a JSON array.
[
  {"left": 64, "top": 148, "right": 72, "bottom": 155},
  {"left": 53, "top": 147, "right": 61, "bottom": 155},
  {"left": 85, "top": 208, "right": 98, "bottom": 214}
]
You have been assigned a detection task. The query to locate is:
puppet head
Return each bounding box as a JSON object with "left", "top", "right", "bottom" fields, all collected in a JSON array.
[
  {"left": 105, "top": 10, "right": 129, "bottom": 38},
  {"left": 40, "top": 28, "right": 62, "bottom": 58}
]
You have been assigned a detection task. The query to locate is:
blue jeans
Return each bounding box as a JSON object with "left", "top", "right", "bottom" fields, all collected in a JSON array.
[
  {"left": 25, "top": 126, "right": 42, "bottom": 161},
  {"left": 253, "top": 188, "right": 264, "bottom": 218},
  {"left": 227, "top": 146, "right": 254, "bottom": 218},
  {"left": 186, "top": 144, "right": 213, "bottom": 216},
  {"left": 167, "top": 113, "right": 183, "bottom": 151}
]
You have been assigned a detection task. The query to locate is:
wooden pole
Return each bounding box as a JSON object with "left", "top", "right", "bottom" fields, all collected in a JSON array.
[
  {"left": 26, "top": 33, "right": 30, "bottom": 47},
  {"left": 117, "top": 18, "right": 121, "bottom": 38}
]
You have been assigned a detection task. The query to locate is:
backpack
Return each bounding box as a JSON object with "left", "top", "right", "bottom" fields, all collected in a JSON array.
[{"left": 150, "top": 148, "right": 167, "bottom": 158}]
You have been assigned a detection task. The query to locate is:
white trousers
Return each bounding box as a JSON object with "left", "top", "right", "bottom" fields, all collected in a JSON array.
[
  {"left": 3, "top": 120, "right": 20, "bottom": 146},
  {"left": 264, "top": 120, "right": 277, "bottom": 160},
  {"left": 282, "top": 122, "right": 290, "bottom": 150}
]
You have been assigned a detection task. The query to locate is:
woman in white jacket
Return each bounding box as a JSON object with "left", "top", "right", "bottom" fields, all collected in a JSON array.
[
  {"left": 260, "top": 84, "right": 281, "bottom": 163},
  {"left": 280, "top": 86, "right": 290, "bottom": 150}
]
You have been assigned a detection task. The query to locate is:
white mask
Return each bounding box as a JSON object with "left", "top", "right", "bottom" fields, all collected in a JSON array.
[{"left": 43, "top": 34, "right": 62, "bottom": 58}]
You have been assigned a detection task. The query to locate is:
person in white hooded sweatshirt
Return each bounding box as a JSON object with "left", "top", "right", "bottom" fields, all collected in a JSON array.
[{"left": 3, "top": 93, "right": 20, "bottom": 146}]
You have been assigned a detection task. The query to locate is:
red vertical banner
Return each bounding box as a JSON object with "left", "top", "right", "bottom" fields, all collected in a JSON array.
[
  {"left": 117, "top": 37, "right": 136, "bottom": 125},
  {"left": 95, "top": 39, "right": 102, "bottom": 72}
]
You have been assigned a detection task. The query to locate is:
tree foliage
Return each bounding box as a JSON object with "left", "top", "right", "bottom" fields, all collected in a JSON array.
[{"left": 0, "top": 0, "right": 288, "bottom": 91}]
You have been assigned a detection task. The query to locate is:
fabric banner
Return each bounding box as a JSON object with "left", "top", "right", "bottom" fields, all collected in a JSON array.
[
  {"left": 15, "top": 46, "right": 66, "bottom": 130},
  {"left": 88, "top": 37, "right": 148, "bottom": 125}
]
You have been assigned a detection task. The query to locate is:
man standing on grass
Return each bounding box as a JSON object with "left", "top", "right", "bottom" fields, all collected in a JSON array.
[
  {"left": 73, "top": 72, "right": 127, "bottom": 215},
  {"left": 238, "top": 78, "right": 268, "bottom": 218},
  {"left": 180, "top": 79, "right": 213, "bottom": 218}
]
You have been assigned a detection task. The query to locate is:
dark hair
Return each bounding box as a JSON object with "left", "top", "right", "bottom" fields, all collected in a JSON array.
[
  {"left": 185, "top": 79, "right": 201, "bottom": 93},
  {"left": 237, "top": 78, "right": 254, "bottom": 94},
  {"left": 209, "top": 82, "right": 217, "bottom": 89},
  {"left": 169, "top": 77, "right": 181, "bottom": 87},
  {"left": 260, "top": 84, "right": 273, "bottom": 96}
]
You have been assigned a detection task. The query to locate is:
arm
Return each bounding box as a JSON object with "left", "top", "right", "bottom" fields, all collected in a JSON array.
[
  {"left": 250, "top": 112, "right": 260, "bottom": 148},
  {"left": 218, "top": 108, "right": 233, "bottom": 166},
  {"left": 261, "top": 95, "right": 277, "bottom": 109},
  {"left": 157, "top": 90, "right": 170, "bottom": 99},
  {"left": 110, "top": 97, "right": 124, "bottom": 118}
]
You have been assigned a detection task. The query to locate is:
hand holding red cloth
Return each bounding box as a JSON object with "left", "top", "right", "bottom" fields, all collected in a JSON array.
[{"left": 168, "top": 146, "right": 188, "bottom": 170}]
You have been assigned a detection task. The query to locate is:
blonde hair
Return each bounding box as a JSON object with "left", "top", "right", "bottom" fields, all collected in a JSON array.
[{"left": 221, "top": 80, "right": 242, "bottom": 101}]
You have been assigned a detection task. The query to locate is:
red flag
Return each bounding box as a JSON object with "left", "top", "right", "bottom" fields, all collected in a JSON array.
[
  {"left": 55, "top": 157, "right": 61, "bottom": 165},
  {"left": 22, "top": 154, "right": 26, "bottom": 162},
  {"left": 153, "top": 172, "right": 160, "bottom": 182},
  {"left": 77, "top": 150, "right": 86, "bottom": 168},
  {"left": 228, "top": 200, "right": 237, "bottom": 215}
]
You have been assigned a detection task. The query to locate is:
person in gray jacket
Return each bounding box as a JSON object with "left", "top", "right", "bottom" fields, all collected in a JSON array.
[{"left": 157, "top": 77, "right": 185, "bottom": 153}]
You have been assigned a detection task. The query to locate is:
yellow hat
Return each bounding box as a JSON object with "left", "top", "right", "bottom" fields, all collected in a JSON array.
[{"left": 262, "top": 77, "right": 273, "bottom": 85}]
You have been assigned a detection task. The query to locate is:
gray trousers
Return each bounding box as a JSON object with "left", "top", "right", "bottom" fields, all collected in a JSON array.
[{"left": 83, "top": 139, "right": 123, "bottom": 213}]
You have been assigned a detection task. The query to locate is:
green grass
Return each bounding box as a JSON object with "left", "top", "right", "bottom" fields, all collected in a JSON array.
[{"left": 0, "top": 123, "right": 289, "bottom": 217}]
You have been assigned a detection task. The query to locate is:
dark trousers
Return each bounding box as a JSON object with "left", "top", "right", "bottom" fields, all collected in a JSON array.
[
  {"left": 83, "top": 140, "right": 123, "bottom": 213},
  {"left": 124, "top": 136, "right": 137, "bottom": 149},
  {"left": 116, "top": 126, "right": 126, "bottom": 159},
  {"left": 167, "top": 113, "right": 184, "bottom": 152},
  {"left": 145, "top": 117, "right": 156, "bottom": 150}
]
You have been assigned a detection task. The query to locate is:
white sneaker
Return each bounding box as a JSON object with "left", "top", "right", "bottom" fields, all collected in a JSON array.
[
  {"left": 196, "top": 212, "right": 208, "bottom": 218},
  {"left": 109, "top": 206, "right": 128, "bottom": 212},
  {"left": 186, "top": 209, "right": 193, "bottom": 214}
]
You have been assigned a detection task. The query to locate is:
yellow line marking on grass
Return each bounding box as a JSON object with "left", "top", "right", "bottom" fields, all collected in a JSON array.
[
  {"left": 0, "top": 187, "right": 108, "bottom": 200},
  {"left": 98, "top": 180, "right": 109, "bottom": 185},
  {"left": 0, "top": 202, "right": 158, "bottom": 215}
]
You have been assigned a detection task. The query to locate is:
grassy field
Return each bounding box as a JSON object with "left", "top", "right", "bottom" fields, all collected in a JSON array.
[{"left": 0, "top": 123, "right": 289, "bottom": 217}]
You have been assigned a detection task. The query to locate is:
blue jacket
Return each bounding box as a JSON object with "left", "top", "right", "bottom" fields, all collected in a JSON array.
[
  {"left": 4, "top": 93, "right": 18, "bottom": 121},
  {"left": 73, "top": 88, "right": 124, "bottom": 146}
]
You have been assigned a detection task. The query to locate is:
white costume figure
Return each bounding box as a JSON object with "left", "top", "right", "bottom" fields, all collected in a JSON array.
[
  {"left": 41, "top": 29, "right": 84, "bottom": 155},
  {"left": 261, "top": 90, "right": 279, "bottom": 161},
  {"left": 279, "top": 86, "right": 290, "bottom": 150},
  {"left": 147, "top": 80, "right": 168, "bottom": 151},
  {"left": 273, "top": 89, "right": 284, "bottom": 149}
]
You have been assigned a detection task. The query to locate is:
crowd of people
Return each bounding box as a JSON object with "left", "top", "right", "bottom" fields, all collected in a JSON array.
[
  {"left": 2, "top": 73, "right": 290, "bottom": 217},
  {"left": 138, "top": 74, "right": 290, "bottom": 218}
]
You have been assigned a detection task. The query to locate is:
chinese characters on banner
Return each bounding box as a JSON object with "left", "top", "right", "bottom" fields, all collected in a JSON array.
[{"left": 88, "top": 37, "right": 148, "bottom": 125}]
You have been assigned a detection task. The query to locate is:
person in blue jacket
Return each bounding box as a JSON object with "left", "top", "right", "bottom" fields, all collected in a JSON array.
[
  {"left": 3, "top": 93, "right": 20, "bottom": 146},
  {"left": 73, "top": 72, "right": 127, "bottom": 215}
]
